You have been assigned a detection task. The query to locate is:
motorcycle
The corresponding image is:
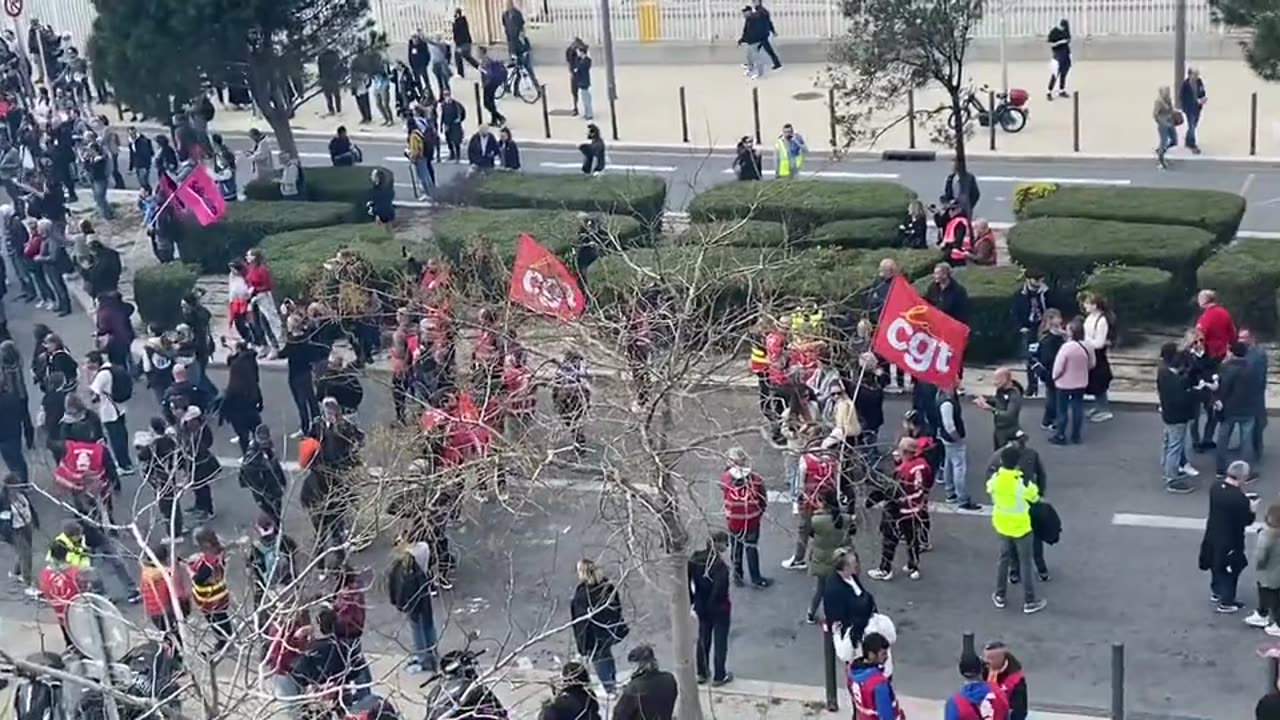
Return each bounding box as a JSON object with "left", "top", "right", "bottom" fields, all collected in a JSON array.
[
  {"left": 1, "top": 639, "right": 183, "bottom": 720},
  {"left": 420, "top": 647, "right": 506, "bottom": 720},
  {"left": 948, "top": 83, "right": 1030, "bottom": 134}
]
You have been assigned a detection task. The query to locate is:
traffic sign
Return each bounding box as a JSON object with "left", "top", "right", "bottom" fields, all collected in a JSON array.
[
  {"left": 67, "top": 593, "right": 131, "bottom": 662},
  {"left": 3, "top": 0, "right": 20, "bottom": 19}
]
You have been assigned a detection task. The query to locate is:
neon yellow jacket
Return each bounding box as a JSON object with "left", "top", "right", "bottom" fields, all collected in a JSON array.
[{"left": 987, "top": 467, "right": 1039, "bottom": 538}]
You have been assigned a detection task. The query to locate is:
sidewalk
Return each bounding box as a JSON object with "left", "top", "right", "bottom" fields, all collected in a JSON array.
[{"left": 173, "top": 58, "right": 1280, "bottom": 159}]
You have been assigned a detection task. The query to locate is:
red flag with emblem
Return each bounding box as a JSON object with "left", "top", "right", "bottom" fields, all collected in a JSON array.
[
  {"left": 871, "top": 275, "right": 970, "bottom": 390},
  {"left": 172, "top": 165, "right": 227, "bottom": 226},
  {"left": 508, "top": 234, "right": 586, "bottom": 321}
]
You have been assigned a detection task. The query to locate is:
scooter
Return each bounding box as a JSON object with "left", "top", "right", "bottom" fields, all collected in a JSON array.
[
  {"left": 1, "top": 639, "right": 182, "bottom": 720},
  {"left": 420, "top": 647, "right": 507, "bottom": 720}
]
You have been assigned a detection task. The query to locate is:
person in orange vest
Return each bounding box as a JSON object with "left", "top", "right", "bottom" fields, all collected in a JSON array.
[
  {"left": 848, "top": 632, "right": 903, "bottom": 720},
  {"left": 140, "top": 541, "right": 192, "bottom": 646},
  {"left": 190, "top": 527, "right": 233, "bottom": 651},
  {"left": 933, "top": 200, "right": 972, "bottom": 267},
  {"left": 983, "top": 641, "right": 1028, "bottom": 720},
  {"left": 39, "top": 541, "right": 84, "bottom": 649},
  {"left": 944, "top": 653, "right": 1010, "bottom": 720}
]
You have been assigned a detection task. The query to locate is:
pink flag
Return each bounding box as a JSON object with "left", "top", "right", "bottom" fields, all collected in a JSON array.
[{"left": 173, "top": 165, "right": 227, "bottom": 226}]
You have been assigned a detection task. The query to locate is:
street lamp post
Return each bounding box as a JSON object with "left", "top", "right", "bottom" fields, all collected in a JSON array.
[
  {"left": 599, "top": 0, "right": 618, "bottom": 101},
  {"left": 998, "top": 0, "right": 1009, "bottom": 95},
  {"left": 1173, "top": 0, "right": 1187, "bottom": 93}
]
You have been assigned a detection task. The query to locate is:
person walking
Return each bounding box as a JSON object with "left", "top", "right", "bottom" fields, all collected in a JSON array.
[
  {"left": 1046, "top": 19, "right": 1071, "bottom": 99},
  {"left": 1012, "top": 272, "right": 1049, "bottom": 397},
  {"left": 612, "top": 645, "right": 677, "bottom": 720},
  {"left": 989, "top": 445, "right": 1048, "bottom": 615},
  {"left": 988, "top": 431, "right": 1051, "bottom": 584},
  {"left": 849, "top": 633, "right": 902, "bottom": 719},
  {"left": 177, "top": 406, "right": 219, "bottom": 522},
  {"left": 127, "top": 127, "right": 154, "bottom": 193},
  {"left": 774, "top": 124, "right": 806, "bottom": 179},
  {"left": 238, "top": 424, "right": 287, "bottom": 523},
  {"left": 570, "top": 558, "right": 628, "bottom": 696},
  {"left": 936, "top": 385, "right": 979, "bottom": 511},
  {"left": 189, "top": 527, "right": 234, "bottom": 651},
  {"left": 478, "top": 46, "right": 507, "bottom": 127},
  {"left": 1215, "top": 341, "right": 1262, "bottom": 480},
  {"left": 220, "top": 339, "right": 263, "bottom": 454},
  {"left": 688, "top": 531, "right": 734, "bottom": 686},
  {"left": 85, "top": 350, "right": 134, "bottom": 477},
  {"left": 805, "top": 488, "right": 850, "bottom": 624},
  {"left": 1158, "top": 342, "right": 1197, "bottom": 494},
  {"left": 720, "top": 447, "right": 772, "bottom": 589},
  {"left": 453, "top": 9, "right": 479, "bottom": 77},
  {"left": 1239, "top": 329, "right": 1268, "bottom": 462},
  {"left": 737, "top": 6, "right": 768, "bottom": 79},
  {"left": 1048, "top": 319, "right": 1093, "bottom": 445},
  {"left": 39, "top": 541, "right": 84, "bottom": 647},
  {"left": 1179, "top": 67, "right": 1207, "bottom": 154},
  {"left": 139, "top": 542, "right": 192, "bottom": 646},
  {"left": 975, "top": 367, "right": 1024, "bottom": 452},
  {"left": 783, "top": 443, "right": 836, "bottom": 570},
  {"left": 1200, "top": 461, "right": 1258, "bottom": 613},
  {"left": 823, "top": 547, "right": 877, "bottom": 657},
  {"left": 1, "top": 472, "right": 36, "bottom": 596},
  {"left": 0, "top": 342, "right": 32, "bottom": 484},
  {"left": 388, "top": 536, "right": 437, "bottom": 673},
  {"left": 1246, "top": 503, "right": 1280, "bottom": 635},
  {"left": 1154, "top": 86, "right": 1178, "bottom": 170},
  {"left": 752, "top": 0, "right": 783, "bottom": 69}
]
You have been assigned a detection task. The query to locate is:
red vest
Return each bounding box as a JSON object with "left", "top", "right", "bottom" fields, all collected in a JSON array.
[
  {"left": 721, "top": 471, "right": 765, "bottom": 532},
  {"left": 764, "top": 332, "right": 789, "bottom": 385},
  {"left": 55, "top": 441, "right": 109, "bottom": 497},
  {"left": 503, "top": 365, "right": 537, "bottom": 414},
  {"left": 894, "top": 456, "right": 932, "bottom": 517},
  {"left": 39, "top": 566, "right": 82, "bottom": 624},
  {"left": 943, "top": 216, "right": 972, "bottom": 261},
  {"left": 800, "top": 452, "right": 836, "bottom": 511},
  {"left": 849, "top": 669, "right": 903, "bottom": 720},
  {"left": 991, "top": 670, "right": 1024, "bottom": 711},
  {"left": 951, "top": 684, "right": 1010, "bottom": 720}
]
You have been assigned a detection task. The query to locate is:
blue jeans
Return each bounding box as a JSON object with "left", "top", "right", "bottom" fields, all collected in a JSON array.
[
  {"left": 412, "top": 158, "right": 434, "bottom": 195},
  {"left": 941, "top": 440, "right": 969, "bottom": 504},
  {"left": 589, "top": 648, "right": 617, "bottom": 693},
  {"left": 1041, "top": 384, "right": 1058, "bottom": 428},
  {"left": 783, "top": 452, "right": 802, "bottom": 499},
  {"left": 1161, "top": 422, "right": 1188, "bottom": 482},
  {"left": 1184, "top": 111, "right": 1201, "bottom": 148},
  {"left": 1157, "top": 124, "right": 1177, "bottom": 159},
  {"left": 1216, "top": 416, "right": 1258, "bottom": 475},
  {"left": 579, "top": 87, "right": 594, "bottom": 120},
  {"left": 92, "top": 179, "right": 114, "bottom": 219},
  {"left": 409, "top": 612, "right": 438, "bottom": 670},
  {"left": 1054, "top": 389, "right": 1085, "bottom": 443}
]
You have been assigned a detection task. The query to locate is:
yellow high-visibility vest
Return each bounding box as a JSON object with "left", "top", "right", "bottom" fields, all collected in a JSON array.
[{"left": 775, "top": 138, "right": 804, "bottom": 178}]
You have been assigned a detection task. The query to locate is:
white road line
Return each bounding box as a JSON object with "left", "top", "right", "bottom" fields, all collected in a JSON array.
[
  {"left": 718, "top": 169, "right": 900, "bottom": 179},
  {"left": 1112, "top": 512, "right": 1262, "bottom": 532},
  {"left": 273, "top": 151, "right": 330, "bottom": 160},
  {"left": 382, "top": 156, "right": 409, "bottom": 164},
  {"left": 978, "top": 176, "right": 1132, "bottom": 186},
  {"left": 1242, "top": 172, "right": 1257, "bottom": 196},
  {"left": 539, "top": 161, "right": 678, "bottom": 172},
  {"left": 1236, "top": 230, "right": 1280, "bottom": 240}
]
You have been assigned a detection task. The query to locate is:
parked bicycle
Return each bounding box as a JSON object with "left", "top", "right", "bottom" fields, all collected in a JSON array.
[
  {"left": 948, "top": 83, "right": 1029, "bottom": 134},
  {"left": 493, "top": 60, "right": 541, "bottom": 104}
]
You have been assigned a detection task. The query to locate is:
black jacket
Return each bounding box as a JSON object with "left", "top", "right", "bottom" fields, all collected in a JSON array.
[
  {"left": 612, "top": 667, "right": 677, "bottom": 720},
  {"left": 129, "top": 135, "right": 154, "bottom": 171},
  {"left": 239, "top": 447, "right": 287, "bottom": 503},
  {"left": 985, "top": 445, "right": 1047, "bottom": 495},
  {"left": 498, "top": 139, "right": 521, "bottom": 170},
  {"left": 467, "top": 133, "right": 498, "bottom": 169},
  {"left": 316, "top": 367, "right": 364, "bottom": 413},
  {"left": 541, "top": 686, "right": 601, "bottom": 720},
  {"left": 991, "top": 655, "right": 1029, "bottom": 720},
  {"left": 942, "top": 171, "right": 981, "bottom": 212},
  {"left": 1156, "top": 363, "right": 1195, "bottom": 424},
  {"left": 570, "top": 580, "right": 625, "bottom": 656},
  {"left": 387, "top": 552, "right": 433, "bottom": 620},
  {"left": 687, "top": 549, "right": 730, "bottom": 618},
  {"left": 925, "top": 280, "right": 969, "bottom": 324},
  {"left": 221, "top": 348, "right": 263, "bottom": 419},
  {"left": 1199, "top": 480, "right": 1254, "bottom": 573},
  {"left": 309, "top": 417, "right": 365, "bottom": 470},
  {"left": 0, "top": 388, "right": 33, "bottom": 447},
  {"left": 1011, "top": 285, "right": 1047, "bottom": 331},
  {"left": 407, "top": 36, "right": 430, "bottom": 71},
  {"left": 1217, "top": 356, "right": 1259, "bottom": 418},
  {"left": 452, "top": 15, "right": 473, "bottom": 46},
  {"left": 822, "top": 574, "right": 876, "bottom": 640},
  {"left": 290, "top": 636, "right": 360, "bottom": 689},
  {"left": 734, "top": 147, "right": 761, "bottom": 181}
]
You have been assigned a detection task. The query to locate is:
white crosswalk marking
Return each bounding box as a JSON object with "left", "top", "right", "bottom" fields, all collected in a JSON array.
[{"left": 1112, "top": 511, "right": 1263, "bottom": 532}]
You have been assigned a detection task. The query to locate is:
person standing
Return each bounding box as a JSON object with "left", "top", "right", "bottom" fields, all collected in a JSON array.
[
  {"left": 351, "top": 71, "right": 373, "bottom": 124},
  {"left": 984, "top": 641, "right": 1030, "bottom": 720},
  {"left": 733, "top": 137, "right": 762, "bottom": 181},
  {"left": 612, "top": 645, "right": 677, "bottom": 720},
  {"left": 774, "top": 124, "right": 806, "bottom": 179},
  {"left": 127, "top": 127, "right": 154, "bottom": 193},
  {"left": 0, "top": 342, "right": 32, "bottom": 484},
  {"left": 1246, "top": 503, "right": 1280, "bottom": 634},
  {"left": 1046, "top": 19, "right": 1071, "bottom": 99},
  {"left": 688, "top": 531, "right": 734, "bottom": 686},
  {"left": 783, "top": 443, "right": 835, "bottom": 570},
  {"left": 848, "top": 633, "right": 901, "bottom": 720},
  {"left": 1200, "top": 461, "right": 1258, "bottom": 613},
  {"left": 823, "top": 548, "right": 877, "bottom": 658},
  {"left": 238, "top": 424, "right": 287, "bottom": 523},
  {"left": 388, "top": 536, "right": 437, "bottom": 673},
  {"left": 439, "top": 91, "right": 466, "bottom": 162},
  {"left": 1179, "top": 67, "right": 1207, "bottom": 154},
  {"left": 39, "top": 541, "right": 84, "bottom": 647},
  {"left": 947, "top": 654, "right": 1010, "bottom": 720},
  {"left": 245, "top": 129, "right": 275, "bottom": 182},
  {"left": 1215, "top": 341, "right": 1262, "bottom": 479},
  {"left": 989, "top": 445, "right": 1047, "bottom": 615},
  {"left": 975, "top": 367, "right": 1024, "bottom": 452},
  {"left": 1012, "top": 272, "right": 1048, "bottom": 397},
  {"left": 453, "top": 9, "right": 479, "bottom": 77},
  {"left": 498, "top": 127, "right": 521, "bottom": 170},
  {"left": 1080, "top": 294, "right": 1114, "bottom": 422},
  {"left": 1157, "top": 342, "right": 1197, "bottom": 494},
  {"left": 988, "top": 431, "right": 1050, "bottom": 584},
  {"left": 805, "top": 489, "right": 849, "bottom": 624},
  {"left": 868, "top": 436, "right": 930, "bottom": 581},
  {"left": 1, "top": 472, "right": 36, "bottom": 596},
  {"left": 752, "top": 0, "right": 782, "bottom": 69},
  {"left": 936, "top": 385, "right": 979, "bottom": 511},
  {"left": 220, "top": 339, "right": 263, "bottom": 454},
  {"left": 408, "top": 29, "right": 432, "bottom": 94},
  {"left": 1239, "top": 329, "right": 1268, "bottom": 462},
  {"left": 317, "top": 47, "right": 346, "bottom": 116},
  {"left": 941, "top": 160, "right": 982, "bottom": 216},
  {"left": 1154, "top": 86, "right": 1178, "bottom": 170},
  {"left": 1184, "top": 329, "right": 1220, "bottom": 455},
  {"left": 572, "top": 45, "right": 594, "bottom": 122},
  {"left": 565, "top": 38, "right": 586, "bottom": 115},
  {"left": 570, "top": 558, "right": 627, "bottom": 696},
  {"left": 85, "top": 350, "right": 134, "bottom": 477},
  {"left": 1196, "top": 290, "right": 1236, "bottom": 367},
  {"left": 720, "top": 447, "right": 772, "bottom": 589},
  {"left": 189, "top": 527, "right": 233, "bottom": 651}
]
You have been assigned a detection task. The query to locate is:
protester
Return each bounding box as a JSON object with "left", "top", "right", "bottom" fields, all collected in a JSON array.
[
  {"left": 329, "top": 126, "right": 358, "bottom": 167},
  {"left": 570, "top": 558, "right": 627, "bottom": 696},
  {"left": 1196, "top": 290, "right": 1235, "bottom": 365},
  {"left": 976, "top": 367, "right": 1024, "bottom": 451},
  {"left": 388, "top": 535, "right": 437, "bottom": 673},
  {"left": 137, "top": 420, "right": 182, "bottom": 539},
  {"left": 849, "top": 633, "right": 901, "bottom": 720},
  {"left": 984, "top": 641, "right": 1029, "bottom": 720},
  {"left": 1157, "top": 341, "right": 1197, "bottom": 494},
  {"left": 987, "top": 431, "right": 1050, "bottom": 583},
  {"left": 720, "top": 447, "right": 772, "bottom": 588},
  {"left": 774, "top": 123, "right": 806, "bottom": 178},
  {"left": 85, "top": 350, "right": 133, "bottom": 477},
  {"left": 248, "top": 513, "right": 300, "bottom": 605},
  {"left": 189, "top": 527, "right": 233, "bottom": 651},
  {"left": 39, "top": 541, "right": 84, "bottom": 646},
  {"left": 805, "top": 488, "right": 849, "bottom": 624},
  {"left": 869, "top": 436, "right": 930, "bottom": 582},
  {"left": 496, "top": 126, "right": 521, "bottom": 170},
  {"left": 612, "top": 645, "right": 677, "bottom": 720},
  {"left": 946, "top": 653, "right": 1009, "bottom": 720},
  {"left": 1200, "top": 460, "right": 1257, "bottom": 613},
  {"left": 139, "top": 542, "right": 192, "bottom": 645},
  {"left": 935, "top": 385, "right": 979, "bottom": 511},
  {"left": 1215, "top": 341, "right": 1262, "bottom": 480},
  {"left": 990, "top": 445, "right": 1048, "bottom": 614},
  {"left": 689, "top": 531, "right": 734, "bottom": 685},
  {"left": 177, "top": 405, "right": 219, "bottom": 521},
  {"left": 782, "top": 443, "right": 835, "bottom": 570}
]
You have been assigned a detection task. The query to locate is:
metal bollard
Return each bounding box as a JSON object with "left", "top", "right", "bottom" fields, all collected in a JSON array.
[
  {"left": 908, "top": 91, "right": 916, "bottom": 149},
  {"left": 1111, "top": 643, "right": 1125, "bottom": 720},
  {"left": 679, "top": 86, "right": 689, "bottom": 143},
  {"left": 1251, "top": 92, "right": 1259, "bottom": 157},
  {"left": 988, "top": 91, "right": 997, "bottom": 151},
  {"left": 609, "top": 94, "right": 619, "bottom": 141},
  {"left": 962, "top": 632, "right": 976, "bottom": 658},
  {"left": 828, "top": 87, "right": 837, "bottom": 151},
  {"left": 752, "top": 86, "right": 762, "bottom": 145},
  {"left": 823, "top": 624, "right": 839, "bottom": 712},
  {"left": 539, "top": 85, "right": 551, "bottom": 139},
  {"left": 1072, "top": 91, "right": 1080, "bottom": 153},
  {"left": 473, "top": 83, "right": 483, "bottom": 126}
]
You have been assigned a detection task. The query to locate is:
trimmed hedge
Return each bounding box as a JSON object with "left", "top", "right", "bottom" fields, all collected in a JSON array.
[
  {"left": 686, "top": 180, "right": 914, "bottom": 233},
  {"left": 243, "top": 165, "right": 393, "bottom": 211},
  {"left": 1197, "top": 240, "right": 1280, "bottom": 332},
  {"left": 432, "top": 208, "right": 644, "bottom": 267},
  {"left": 133, "top": 263, "right": 199, "bottom": 331},
  {"left": 674, "top": 220, "right": 793, "bottom": 248},
  {"left": 257, "top": 224, "right": 406, "bottom": 303},
  {"left": 1007, "top": 217, "right": 1213, "bottom": 296},
  {"left": 803, "top": 218, "right": 902, "bottom": 249},
  {"left": 1081, "top": 265, "right": 1177, "bottom": 326},
  {"left": 175, "top": 201, "right": 359, "bottom": 273},
  {"left": 1019, "top": 186, "right": 1246, "bottom": 245},
  {"left": 464, "top": 172, "right": 668, "bottom": 229},
  {"left": 914, "top": 265, "right": 1025, "bottom": 363}
]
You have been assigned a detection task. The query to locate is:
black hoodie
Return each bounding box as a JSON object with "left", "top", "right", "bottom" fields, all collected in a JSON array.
[{"left": 687, "top": 548, "right": 731, "bottom": 618}]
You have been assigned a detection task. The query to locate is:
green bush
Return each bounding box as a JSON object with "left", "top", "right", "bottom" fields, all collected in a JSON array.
[
  {"left": 243, "top": 177, "right": 280, "bottom": 201},
  {"left": 133, "top": 263, "right": 199, "bottom": 330},
  {"left": 1007, "top": 217, "right": 1213, "bottom": 296},
  {"left": 242, "top": 165, "right": 392, "bottom": 209},
  {"left": 687, "top": 180, "right": 914, "bottom": 233},
  {"left": 463, "top": 172, "right": 668, "bottom": 229},
  {"left": 1081, "top": 265, "right": 1177, "bottom": 326},
  {"left": 257, "top": 224, "right": 406, "bottom": 302},
  {"left": 1018, "top": 186, "right": 1246, "bottom": 244},
  {"left": 803, "top": 218, "right": 902, "bottom": 249},
  {"left": 175, "top": 201, "right": 360, "bottom": 273},
  {"left": 1012, "top": 182, "right": 1058, "bottom": 216},
  {"left": 913, "top": 266, "right": 1025, "bottom": 363},
  {"left": 674, "top": 220, "right": 793, "bottom": 248},
  {"left": 432, "top": 208, "right": 644, "bottom": 267},
  {"left": 1197, "top": 240, "right": 1280, "bottom": 332}
]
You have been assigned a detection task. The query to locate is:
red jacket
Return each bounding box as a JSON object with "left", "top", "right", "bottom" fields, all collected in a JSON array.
[
  {"left": 265, "top": 619, "right": 311, "bottom": 675},
  {"left": 894, "top": 456, "right": 932, "bottom": 518},
  {"left": 765, "top": 331, "right": 789, "bottom": 385},
  {"left": 245, "top": 265, "right": 274, "bottom": 293},
  {"left": 39, "top": 566, "right": 82, "bottom": 624},
  {"left": 1196, "top": 304, "right": 1236, "bottom": 360},
  {"left": 800, "top": 452, "right": 836, "bottom": 512},
  {"left": 721, "top": 469, "right": 767, "bottom": 532}
]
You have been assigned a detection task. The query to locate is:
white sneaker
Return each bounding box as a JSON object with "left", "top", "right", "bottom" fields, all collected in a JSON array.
[
  {"left": 867, "top": 568, "right": 893, "bottom": 581},
  {"left": 22, "top": 587, "right": 40, "bottom": 599},
  {"left": 229, "top": 436, "right": 240, "bottom": 446},
  {"left": 1267, "top": 623, "right": 1280, "bottom": 637},
  {"left": 1180, "top": 464, "right": 1200, "bottom": 477},
  {"left": 905, "top": 566, "right": 921, "bottom": 581},
  {"left": 1090, "top": 411, "right": 1114, "bottom": 423},
  {"left": 1246, "top": 611, "right": 1270, "bottom": 628},
  {"left": 780, "top": 556, "right": 807, "bottom": 571},
  {"left": 791, "top": 501, "right": 800, "bottom": 516},
  {"left": 289, "top": 430, "right": 304, "bottom": 439}
]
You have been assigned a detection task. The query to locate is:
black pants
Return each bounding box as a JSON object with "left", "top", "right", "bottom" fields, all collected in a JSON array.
[
  {"left": 569, "top": 71, "right": 579, "bottom": 111},
  {"left": 759, "top": 38, "right": 782, "bottom": 68},
  {"left": 289, "top": 372, "right": 319, "bottom": 433},
  {"left": 252, "top": 490, "right": 283, "bottom": 525},
  {"left": 355, "top": 93, "right": 373, "bottom": 123},
  {"left": 483, "top": 85, "right": 504, "bottom": 125},
  {"left": 104, "top": 417, "right": 133, "bottom": 472},
  {"left": 1007, "top": 534, "right": 1049, "bottom": 578},
  {"left": 1191, "top": 394, "right": 1218, "bottom": 449},
  {"left": 157, "top": 493, "right": 183, "bottom": 538},
  {"left": 227, "top": 408, "right": 262, "bottom": 455},
  {"left": 455, "top": 46, "right": 479, "bottom": 77},
  {"left": 1047, "top": 57, "right": 1071, "bottom": 92},
  {"left": 192, "top": 483, "right": 214, "bottom": 516},
  {"left": 808, "top": 574, "right": 828, "bottom": 616},
  {"left": 205, "top": 609, "right": 233, "bottom": 648},
  {"left": 1211, "top": 564, "right": 1242, "bottom": 605},
  {"left": 879, "top": 514, "right": 922, "bottom": 573},
  {"left": 1258, "top": 585, "right": 1280, "bottom": 620},
  {"left": 393, "top": 374, "right": 412, "bottom": 423},
  {"left": 729, "top": 525, "right": 763, "bottom": 583},
  {"left": 695, "top": 612, "right": 730, "bottom": 681},
  {"left": 323, "top": 87, "right": 343, "bottom": 114}
]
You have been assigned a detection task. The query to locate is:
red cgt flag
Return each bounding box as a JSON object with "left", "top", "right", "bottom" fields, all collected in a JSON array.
[
  {"left": 871, "top": 275, "right": 970, "bottom": 390},
  {"left": 508, "top": 233, "right": 586, "bottom": 321}
]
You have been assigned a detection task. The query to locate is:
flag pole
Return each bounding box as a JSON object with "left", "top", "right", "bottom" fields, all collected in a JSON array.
[{"left": 146, "top": 188, "right": 182, "bottom": 230}]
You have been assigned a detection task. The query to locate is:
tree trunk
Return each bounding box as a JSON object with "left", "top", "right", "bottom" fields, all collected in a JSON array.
[
  {"left": 263, "top": 104, "right": 299, "bottom": 158},
  {"left": 247, "top": 58, "right": 300, "bottom": 158},
  {"left": 950, "top": 89, "right": 968, "bottom": 176}
]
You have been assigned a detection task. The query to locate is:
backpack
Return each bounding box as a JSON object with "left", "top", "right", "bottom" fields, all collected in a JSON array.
[
  {"left": 108, "top": 364, "right": 133, "bottom": 402},
  {"left": 1030, "top": 500, "right": 1062, "bottom": 545}
]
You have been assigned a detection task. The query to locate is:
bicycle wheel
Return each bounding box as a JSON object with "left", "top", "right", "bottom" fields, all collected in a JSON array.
[
  {"left": 494, "top": 80, "right": 508, "bottom": 100},
  {"left": 999, "top": 107, "right": 1028, "bottom": 133},
  {"left": 515, "top": 73, "right": 541, "bottom": 104}
]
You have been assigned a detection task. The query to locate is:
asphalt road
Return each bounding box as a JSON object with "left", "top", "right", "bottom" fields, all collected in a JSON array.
[
  {"left": 0, "top": 297, "right": 1275, "bottom": 718},
  {"left": 184, "top": 129, "right": 1280, "bottom": 233}
]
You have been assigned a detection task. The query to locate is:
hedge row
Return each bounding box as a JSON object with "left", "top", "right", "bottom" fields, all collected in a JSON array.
[
  {"left": 1197, "top": 240, "right": 1280, "bottom": 333},
  {"left": 461, "top": 172, "right": 668, "bottom": 230},
  {"left": 1007, "top": 217, "right": 1213, "bottom": 297},
  {"left": 1081, "top": 265, "right": 1177, "bottom": 327},
  {"left": 674, "top": 217, "right": 901, "bottom": 251},
  {"left": 133, "top": 263, "right": 200, "bottom": 330},
  {"left": 686, "top": 180, "right": 914, "bottom": 233},
  {"left": 257, "top": 224, "right": 406, "bottom": 302},
  {"left": 911, "top": 266, "right": 1025, "bottom": 363},
  {"left": 175, "top": 200, "right": 361, "bottom": 273},
  {"left": 243, "top": 165, "right": 394, "bottom": 215},
  {"left": 1018, "top": 185, "right": 1246, "bottom": 245},
  {"left": 432, "top": 208, "right": 644, "bottom": 268}
]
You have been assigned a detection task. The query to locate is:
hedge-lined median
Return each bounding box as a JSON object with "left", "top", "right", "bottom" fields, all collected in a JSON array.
[
  {"left": 133, "top": 263, "right": 200, "bottom": 331},
  {"left": 1018, "top": 186, "right": 1246, "bottom": 245},
  {"left": 914, "top": 265, "right": 1025, "bottom": 363},
  {"left": 257, "top": 224, "right": 406, "bottom": 303},
  {"left": 1007, "top": 217, "right": 1213, "bottom": 296},
  {"left": 462, "top": 172, "right": 667, "bottom": 229},
  {"left": 243, "top": 165, "right": 392, "bottom": 216},
  {"left": 674, "top": 220, "right": 793, "bottom": 248},
  {"left": 1197, "top": 240, "right": 1280, "bottom": 333},
  {"left": 1081, "top": 265, "right": 1176, "bottom": 327},
  {"left": 803, "top": 218, "right": 902, "bottom": 249},
  {"left": 175, "top": 201, "right": 360, "bottom": 273},
  {"left": 432, "top": 208, "right": 644, "bottom": 269},
  {"left": 686, "top": 180, "right": 914, "bottom": 233}
]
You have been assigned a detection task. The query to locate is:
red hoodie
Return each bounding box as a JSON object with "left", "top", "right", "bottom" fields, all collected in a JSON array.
[{"left": 1196, "top": 303, "right": 1236, "bottom": 361}]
